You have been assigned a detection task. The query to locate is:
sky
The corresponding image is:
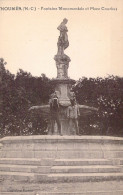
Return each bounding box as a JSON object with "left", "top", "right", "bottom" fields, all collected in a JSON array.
[{"left": 0, "top": 0, "right": 123, "bottom": 80}]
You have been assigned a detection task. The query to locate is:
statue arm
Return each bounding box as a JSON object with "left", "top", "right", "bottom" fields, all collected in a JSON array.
[
  {"left": 49, "top": 99, "right": 52, "bottom": 106},
  {"left": 57, "top": 25, "right": 61, "bottom": 31},
  {"left": 77, "top": 106, "right": 80, "bottom": 116},
  {"left": 57, "top": 24, "right": 68, "bottom": 32},
  {"left": 67, "top": 107, "right": 70, "bottom": 118}
]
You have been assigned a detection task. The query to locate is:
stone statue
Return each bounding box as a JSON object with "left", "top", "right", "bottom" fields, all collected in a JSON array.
[
  {"left": 54, "top": 18, "right": 70, "bottom": 79},
  {"left": 49, "top": 92, "right": 62, "bottom": 135},
  {"left": 67, "top": 99, "right": 80, "bottom": 135},
  {"left": 57, "top": 18, "right": 69, "bottom": 55}
]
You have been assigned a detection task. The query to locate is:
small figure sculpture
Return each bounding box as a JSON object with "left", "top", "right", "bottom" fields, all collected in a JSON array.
[
  {"left": 57, "top": 18, "right": 69, "bottom": 55},
  {"left": 67, "top": 99, "right": 80, "bottom": 135},
  {"left": 69, "top": 89, "right": 76, "bottom": 102},
  {"left": 49, "top": 91, "right": 62, "bottom": 135}
]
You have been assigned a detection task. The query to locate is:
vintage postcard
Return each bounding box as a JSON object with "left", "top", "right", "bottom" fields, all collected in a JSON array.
[{"left": 0, "top": 0, "right": 123, "bottom": 194}]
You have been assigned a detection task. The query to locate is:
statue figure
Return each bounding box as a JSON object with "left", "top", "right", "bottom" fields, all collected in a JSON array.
[
  {"left": 57, "top": 18, "right": 69, "bottom": 55},
  {"left": 67, "top": 99, "right": 80, "bottom": 135},
  {"left": 69, "top": 90, "right": 76, "bottom": 102},
  {"left": 49, "top": 91, "right": 62, "bottom": 135}
]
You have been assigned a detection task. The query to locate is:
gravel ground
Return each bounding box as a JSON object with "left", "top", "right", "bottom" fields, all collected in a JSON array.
[{"left": 0, "top": 180, "right": 123, "bottom": 193}]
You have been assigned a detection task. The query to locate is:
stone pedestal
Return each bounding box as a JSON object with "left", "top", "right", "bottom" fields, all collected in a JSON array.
[
  {"left": 52, "top": 79, "right": 75, "bottom": 106},
  {"left": 52, "top": 50, "right": 76, "bottom": 135},
  {"left": 54, "top": 54, "right": 70, "bottom": 79},
  {"left": 51, "top": 78, "right": 75, "bottom": 135}
]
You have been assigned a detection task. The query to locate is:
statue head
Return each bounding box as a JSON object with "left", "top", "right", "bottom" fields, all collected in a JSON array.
[
  {"left": 51, "top": 91, "right": 59, "bottom": 98},
  {"left": 70, "top": 99, "right": 75, "bottom": 106},
  {"left": 54, "top": 91, "right": 57, "bottom": 97},
  {"left": 63, "top": 18, "right": 68, "bottom": 24}
]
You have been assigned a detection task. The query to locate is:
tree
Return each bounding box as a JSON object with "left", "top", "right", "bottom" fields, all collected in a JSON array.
[
  {"left": 0, "top": 64, "right": 54, "bottom": 137},
  {"left": 73, "top": 76, "right": 123, "bottom": 136}
]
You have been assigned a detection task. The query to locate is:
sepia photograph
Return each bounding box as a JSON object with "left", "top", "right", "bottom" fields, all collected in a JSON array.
[{"left": 0, "top": 0, "right": 123, "bottom": 194}]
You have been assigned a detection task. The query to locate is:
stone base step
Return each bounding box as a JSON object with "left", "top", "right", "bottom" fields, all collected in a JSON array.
[
  {"left": 0, "top": 158, "right": 42, "bottom": 165},
  {"left": 0, "top": 164, "right": 51, "bottom": 173},
  {"left": 1, "top": 151, "right": 123, "bottom": 159},
  {"left": 0, "top": 164, "right": 120, "bottom": 174},
  {"left": 0, "top": 171, "right": 44, "bottom": 182},
  {"left": 51, "top": 165, "right": 121, "bottom": 173},
  {"left": 54, "top": 158, "right": 113, "bottom": 166},
  {"left": 0, "top": 158, "right": 114, "bottom": 166},
  {"left": 44, "top": 172, "right": 123, "bottom": 182},
  {"left": 1, "top": 191, "right": 123, "bottom": 195},
  {"left": 120, "top": 159, "right": 123, "bottom": 165},
  {"left": 1, "top": 171, "right": 123, "bottom": 182}
]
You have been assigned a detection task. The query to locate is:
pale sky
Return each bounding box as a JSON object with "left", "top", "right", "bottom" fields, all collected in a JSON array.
[{"left": 0, "top": 0, "right": 123, "bottom": 79}]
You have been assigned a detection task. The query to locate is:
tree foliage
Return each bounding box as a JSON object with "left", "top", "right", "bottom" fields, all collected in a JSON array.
[
  {"left": 0, "top": 59, "right": 53, "bottom": 137},
  {"left": 73, "top": 76, "right": 123, "bottom": 136}
]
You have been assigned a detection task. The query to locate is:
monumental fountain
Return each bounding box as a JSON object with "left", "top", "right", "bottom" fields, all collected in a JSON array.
[{"left": 29, "top": 18, "right": 98, "bottom": 135}]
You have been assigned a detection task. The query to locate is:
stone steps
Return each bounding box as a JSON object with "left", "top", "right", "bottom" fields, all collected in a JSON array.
[
  {"left": 0, "top": 161, "right": 120, "bottom": 174},
  {"left": 0, "top": 157, "right": 122, "bottom": 182},
  {"left": 0, "top": 136, "right": 123, "bottom": 184},
  {"left": 0, "top": 157, "right": 123, "bottom": 182}
]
